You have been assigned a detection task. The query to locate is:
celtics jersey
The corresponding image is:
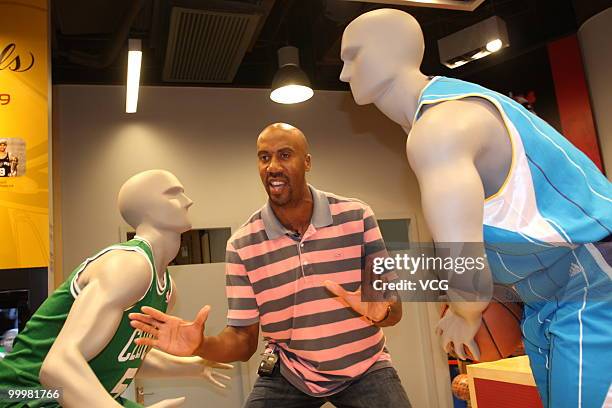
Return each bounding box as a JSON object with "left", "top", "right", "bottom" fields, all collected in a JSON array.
[{"left": 0, "top": 237, "right": 171, "bottom": 407}]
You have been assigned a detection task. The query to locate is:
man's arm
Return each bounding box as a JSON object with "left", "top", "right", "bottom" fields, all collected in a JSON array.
[
  {"left": 130, "top": 241, "right": 260, "bottom": 363},
  {"left": 195, "top": 324, "right": 259, "bottom": 362},
  {"left": 324, "top": 204, "right": 403, "bottom": 327},
  {"left": 130, "top": 307, "right": 260, "bottom": 363},
  {"left": 204, "top": 241, "right": 261, "bottom": 362},
  {"left": 39, "top": 251, "right": 183, "bottom": 408},
  {"left": 407, "top": 100, "right": 496, "bottom": 359},
  {"left": 363, "top": 205, "right": 402, "bottom": 327},
  {"left": 137, "top": 278, "right": 233, "bottom": 386}
]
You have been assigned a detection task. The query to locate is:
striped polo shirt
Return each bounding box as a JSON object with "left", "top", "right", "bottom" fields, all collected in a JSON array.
[{"left": 225, "top": 185, "right": 394, "bottom": 396}]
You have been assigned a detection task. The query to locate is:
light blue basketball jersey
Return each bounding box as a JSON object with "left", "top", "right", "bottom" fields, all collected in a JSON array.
[{"left": 415, "top": 76, "right": 612, "bottom": 287}]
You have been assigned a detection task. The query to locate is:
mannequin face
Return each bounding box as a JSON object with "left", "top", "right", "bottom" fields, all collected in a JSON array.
[
  {"left": 340, "top": 40, "right": 396, "bottom": 105},
  {"left": 340, "top": 9, "right": 425, "bottom": 106},
  {"left": 145, "top": 174, "right": 194, "bottom": 233}
]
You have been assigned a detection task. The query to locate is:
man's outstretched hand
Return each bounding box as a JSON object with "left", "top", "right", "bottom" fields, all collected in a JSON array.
[
  {"left": 129, "top": 306, "right": 210, "bottom": 357},
  {"left": 324, "top": 280, "right": 391, "bottom": 323}
]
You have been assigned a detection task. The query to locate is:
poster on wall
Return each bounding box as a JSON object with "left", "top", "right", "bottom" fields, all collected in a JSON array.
[{"left": 0, "top": 0, "right": 49, "bottom": 269}]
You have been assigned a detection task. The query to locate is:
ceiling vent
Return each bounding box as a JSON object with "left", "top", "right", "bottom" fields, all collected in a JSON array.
[
  {"left": 163, "top": 7, "right": 260, "bottom": 83},
  {"left": 341, "top": 0, "right": 486, "bottom": 11}
]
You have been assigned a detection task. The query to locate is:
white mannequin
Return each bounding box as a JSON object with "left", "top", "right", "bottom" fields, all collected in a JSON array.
[
  {"left": 340, "top": 10, "right": 612, "bottom": 408},
  {"left": 37, "top": 170, "right": 231, "bottom": 407},
  {"left": 338, "top": 9, "right": 512, "bottom": 360}
]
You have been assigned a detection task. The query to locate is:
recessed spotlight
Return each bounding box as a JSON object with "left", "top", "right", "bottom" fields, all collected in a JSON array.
[{"left": 486, "top": 39, "right": 503, "bottom": 52}]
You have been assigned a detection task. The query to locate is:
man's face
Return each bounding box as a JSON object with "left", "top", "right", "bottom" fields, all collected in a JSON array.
[
  {"left": 0, "top": 143, "right": 6, "bottom": 153},
  {"left": 339, "top": 34, "right": 396, "bottom": 105},
  {"left": 147, "top": 174, "right": 194, "bottom": 233},
  {"left": 257, "top": 129, "right": 311, "bottom": 206}
]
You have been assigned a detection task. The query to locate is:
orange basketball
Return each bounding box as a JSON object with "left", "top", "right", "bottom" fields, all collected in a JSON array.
[
  {"left": 441, "top": 285, "right": 523, "bottom": 362},
  {"left": 451, "top": 373, "right": 470, "bottom": 401}
]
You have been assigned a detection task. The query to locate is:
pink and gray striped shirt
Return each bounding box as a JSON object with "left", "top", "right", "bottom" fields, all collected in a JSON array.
[{"left": 225, "top": 186, "right": 394, "bottom": 396}]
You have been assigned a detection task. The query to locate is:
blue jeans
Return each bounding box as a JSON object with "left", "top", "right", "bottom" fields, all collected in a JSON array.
[{"left": 244, "top": 366, "right": 411, "bottom": 408}]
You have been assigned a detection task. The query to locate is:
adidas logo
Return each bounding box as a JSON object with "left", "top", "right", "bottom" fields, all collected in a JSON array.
[{"left": 569, "top": 262, "right": 583, "bottom": 277}]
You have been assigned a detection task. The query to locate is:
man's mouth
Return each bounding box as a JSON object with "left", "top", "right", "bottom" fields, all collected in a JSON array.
[{"left": 268, "top": 179, "right": 288, "bottom": 194}]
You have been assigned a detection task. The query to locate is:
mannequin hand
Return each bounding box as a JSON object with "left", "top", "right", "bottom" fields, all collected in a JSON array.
[
  {"left": 324, "top": 280, "right": 391, "bottom": 322},
  {"left": 201, "top": 360, "right": 233, "bottom": 388},
  {"left": 436, "top": 307, "right": 481, "bottom": 361},
  {"left": 147, "top": 397, "right": 186, "bottom": 407},
  {"left": 129, "top": 306, "right": 210, "bottom": 357}
]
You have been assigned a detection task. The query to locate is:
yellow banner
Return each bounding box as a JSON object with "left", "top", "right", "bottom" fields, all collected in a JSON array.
[{"left": 0, "top": 0, "right": 49, "bottom": 268}]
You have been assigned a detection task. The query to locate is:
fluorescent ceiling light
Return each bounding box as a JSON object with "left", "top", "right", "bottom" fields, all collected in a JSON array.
[
  {"left": 449, "top": 60, "right": 469, "bottom": 69},
  {"left": 471, "top": 50, "right": 491, "bottom": 60},
  {"left": 126, "top": 39, "right": 142, "bottom": 114}
]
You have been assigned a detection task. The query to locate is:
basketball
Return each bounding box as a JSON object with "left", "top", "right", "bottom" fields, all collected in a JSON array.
[
  {"left": 451, "top": 373, "right": 470, "bottom": 401},
  {"left": 441, "top": 285, "right": 523, "bottom": 362}
]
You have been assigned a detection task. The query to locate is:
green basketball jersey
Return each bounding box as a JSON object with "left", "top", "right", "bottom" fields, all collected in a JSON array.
[{"left": 0, "top": 237, "right": 171, "bottom": 407}]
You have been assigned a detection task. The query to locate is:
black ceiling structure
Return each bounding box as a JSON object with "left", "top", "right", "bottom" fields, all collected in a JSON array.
[{"left": 51, "top": 0, "right": 612, "bottom": 90}]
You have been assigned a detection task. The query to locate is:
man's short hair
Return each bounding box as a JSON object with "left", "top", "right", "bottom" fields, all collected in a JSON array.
[{"left": 0, "top": 139, "right": 7, "bottom": 145}]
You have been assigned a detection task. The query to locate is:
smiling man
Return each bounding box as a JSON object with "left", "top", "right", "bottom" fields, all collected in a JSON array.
[{"left": 129, "top": 123, "right": 411, "bottom": 407}]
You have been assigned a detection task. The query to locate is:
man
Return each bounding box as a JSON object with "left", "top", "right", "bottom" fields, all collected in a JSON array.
[
  {"left": 130, "top": 124, "right": 411, "bottom": 407},
  {"left": 0, "top": 170, "right": 231, "bottom": 408},
  {"left": 0, "top": 139, "right": 17, "bottom": 177},
  {"left": 339, "top": 9, "right": 612, "bottom": 408}
]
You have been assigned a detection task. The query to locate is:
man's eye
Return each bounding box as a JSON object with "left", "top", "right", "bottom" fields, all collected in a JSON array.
[
  {"left": 281, "top": 153, "right": 290, "bottom": 159},
  {"left": 260, "top": 155, "right": 269, "bottom": 162}
]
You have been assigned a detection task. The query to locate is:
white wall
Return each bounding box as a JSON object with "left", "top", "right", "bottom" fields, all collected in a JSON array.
[
  {"left": 579, "top": 6, "right": 612, "bottom": 177},
  {"left": 53, "top": 84, "right": 451, "bottom": 407}
]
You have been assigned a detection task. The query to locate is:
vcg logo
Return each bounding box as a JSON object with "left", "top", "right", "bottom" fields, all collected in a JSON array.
[{"left": 0, "top": 43, "right": 35, "bottom": 72}]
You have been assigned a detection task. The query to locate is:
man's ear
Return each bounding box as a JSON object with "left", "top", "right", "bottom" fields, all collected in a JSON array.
[{"left": 305, "top": 154, "right": 312, "bottom": 172}]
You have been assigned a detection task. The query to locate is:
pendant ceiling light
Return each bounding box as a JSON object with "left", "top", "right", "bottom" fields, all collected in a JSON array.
[{"left": 270, "top": 46, "right": 313, "bottom": 104}]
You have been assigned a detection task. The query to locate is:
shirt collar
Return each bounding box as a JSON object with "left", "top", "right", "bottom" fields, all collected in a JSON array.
[{"left": 261, "top": 184, "right": 333, "bottom": 240}]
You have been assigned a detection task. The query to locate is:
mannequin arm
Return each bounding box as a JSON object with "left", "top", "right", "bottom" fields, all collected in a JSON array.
[
  {"left": 408, "top": 101, "right": 493, "bottom": 301},
  {"left": 137, "top": 349, "right": 206, "bottom": 378},
  {"left": 39, "top": 251, "right": 152, "bottom": 407},
  {"left": 137, "top": 349, "right": 232, "bottom": 388},
  {"left": 408, "top": 101, "right": 495, "bottom": 358}
]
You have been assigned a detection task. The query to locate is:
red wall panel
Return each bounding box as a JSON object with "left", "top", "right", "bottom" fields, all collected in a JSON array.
[{"left": 547, "top": 35, "right": 603, "bottom": 170}]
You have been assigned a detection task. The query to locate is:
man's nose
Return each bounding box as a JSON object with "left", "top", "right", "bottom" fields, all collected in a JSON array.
[{"left": 267, "top": 156, "right": 283, "bottom": 173}]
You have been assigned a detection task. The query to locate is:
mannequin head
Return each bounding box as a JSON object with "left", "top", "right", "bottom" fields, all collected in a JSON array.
[
  {"left": 118, "top": 170, "right": 193, "bottom": 234},
  {"left": 340, "top": 8, "right": 425, "bottom": 106}
]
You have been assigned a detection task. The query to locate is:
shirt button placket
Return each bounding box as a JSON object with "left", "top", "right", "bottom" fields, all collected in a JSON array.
[{"left": 297, "top": 240, "right": 306, "bottom": 279}]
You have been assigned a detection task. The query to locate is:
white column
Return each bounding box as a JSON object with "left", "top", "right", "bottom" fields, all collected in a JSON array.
[{"left": 578, "top": 6, "right": 612, "bottom": 177}]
